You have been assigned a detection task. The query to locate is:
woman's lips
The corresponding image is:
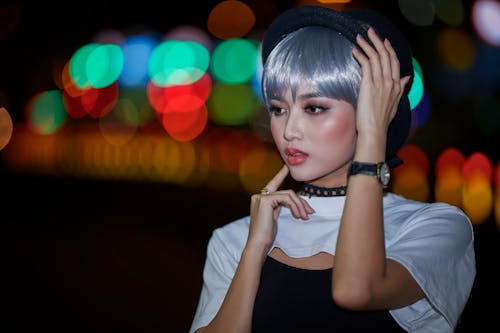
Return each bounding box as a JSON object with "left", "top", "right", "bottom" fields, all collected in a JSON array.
[{"left": 285, "top": 148, "right": 309, "bottom": 166}]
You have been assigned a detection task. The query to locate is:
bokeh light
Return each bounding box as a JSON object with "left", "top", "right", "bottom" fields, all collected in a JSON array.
[
  {"left": 69, "top": 43, "right": 100, "bottom": 89},
  {"left": 494, "top": 162, "right": 500, "bottom": 228},
  {"left": 251, "top": 48, "right": 264, "bottom": 103},
  {"left": 207, "top": 82, "right": 259, "bottom": 126},
  {"left": 393, "top": 144, "right": 430, "bottom": 178},
  {"left": 239, "top": 145, "right": 282, "bottom": 194},
  {"left": 118, "top": 87, "right": 156, "bottom": 125},
  {"left": 435, "top": 165, "right": 463, "bottom": 207},
  {"left": 435, "top": 147, "right": 465, "bottom": 179},
  {"left": 462, "top": 151, "right": 493, "bottom": 183},
  {"left": 160, "top": 103, "right": 208, "bottom": 142},
  {"left": 472, "top": 0, "right": 500, "bottom": 47},
  {"left": 149, "top": 40, "right": 209, "bottom": 86},
  {"left": 462, "top": 171, "right": 493, "bottom": 225},
  {"left": 85, "top": 43, "right": 124, "bottom": 88},
  {"left": 0, "top": 107, "right": 13, "bottom": 150},
  {"left": 461, "top": 151, "right": 494, "bottom": 225},
  {"left": 151, "top": 135, "right": 183, "bottom": 182},
  {"left": 392, "top": 144, "right": 430, "bottom": 202},
  {"left": 410, "top": 90, "right": 431, "bottom": 129},
  {"left": 435, "top": 147, "right": 465, "bottom": 207},
  {"left": 147, "top": 73, "right": 212, "bottom": 117},
  {"left": 199, "top": 128, "right": 251, "bottom": 189},
  {"left": 98, "top": 106, "right": 138, "bottom": 147},
  {"left": 408, "top": 58, "right": 424, "bottom": 110},
  {"left": 63, "top": 82, "right": 119, "bottom": 119},
  {"left": 398, "top": 0, "right": 435, "bottom": 26},
  {"left": 435, "top": 0, "right": 464, "bottom": 26},
  {"left": 437, "top": 28, "right": 475, "bottom": 71},
  {"left": 210, "top": 38, "right": 258, "bottom": 84},
  {"left": 119, "top": 33, "right": 160, "bottom": 88},
  {"left": 207, "top": 0, "right": 256, "bottom": 39},
  {"left": 26, "top": 90, "right": 68, "bottom": 135}
]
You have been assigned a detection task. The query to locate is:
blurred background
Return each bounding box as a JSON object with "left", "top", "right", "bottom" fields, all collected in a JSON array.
[{"left": 1, "top": 0, "right": 499, "bottom": 332}]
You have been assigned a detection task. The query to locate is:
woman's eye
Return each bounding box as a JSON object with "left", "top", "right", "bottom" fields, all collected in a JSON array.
[
  {"left": 269, "top": 106, "right": 286, "bottom": 116},
  {"left": 305, "top": 105, "right": 326, "bottom": 114}
]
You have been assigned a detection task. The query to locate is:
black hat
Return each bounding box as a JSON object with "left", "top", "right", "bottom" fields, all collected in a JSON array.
[{"left": 261, "top": 5, "right": 414, "bottom": 168}]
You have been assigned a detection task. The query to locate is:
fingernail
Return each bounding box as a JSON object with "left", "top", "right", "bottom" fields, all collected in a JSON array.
[{"left": 384, "top": 38, "right": 391, "bottom": 47}]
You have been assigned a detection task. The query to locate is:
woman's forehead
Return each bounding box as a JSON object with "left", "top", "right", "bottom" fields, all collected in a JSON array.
[{"left": 271, "top": 82, "right": 320, "bottom": 99}]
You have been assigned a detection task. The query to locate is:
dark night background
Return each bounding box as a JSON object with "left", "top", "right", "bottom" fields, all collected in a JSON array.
[{"left": 1, "top": 1, "right": 499, "bottom": 332}]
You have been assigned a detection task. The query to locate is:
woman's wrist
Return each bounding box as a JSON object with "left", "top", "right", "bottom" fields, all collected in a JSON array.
[
  {"left": 242, "top": 242, "right": 270, "bottom": 263},
  {"left": 354, "top": 132, "right": 387, "bottom": 162}
]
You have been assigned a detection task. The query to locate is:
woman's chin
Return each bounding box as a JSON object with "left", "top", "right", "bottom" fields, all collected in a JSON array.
[{"left": 288, "top": 169, "right": 315, "bottom": 183}]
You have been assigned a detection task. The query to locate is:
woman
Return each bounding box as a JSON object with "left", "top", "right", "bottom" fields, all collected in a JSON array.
[{"left": 189, "top": 5, "right": 475, "bottom": 332}]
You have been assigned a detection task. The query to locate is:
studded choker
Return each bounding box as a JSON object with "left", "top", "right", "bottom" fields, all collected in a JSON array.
[{"left": 298, "top": 183, "right": 347, "bottom": 197}]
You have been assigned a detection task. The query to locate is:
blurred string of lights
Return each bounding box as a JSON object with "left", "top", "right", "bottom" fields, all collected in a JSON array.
[{"left": 0, "top": 0, "right": 499, "bottom": 226}]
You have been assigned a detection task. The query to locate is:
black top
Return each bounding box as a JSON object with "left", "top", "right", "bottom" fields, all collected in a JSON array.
[{"left": 252, "top": 256, "right": 407, "bottom": 333}]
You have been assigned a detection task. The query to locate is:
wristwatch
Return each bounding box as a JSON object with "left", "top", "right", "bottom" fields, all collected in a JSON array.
[{"left": 348, "top": 161, "right": 391, "bottom": 188}]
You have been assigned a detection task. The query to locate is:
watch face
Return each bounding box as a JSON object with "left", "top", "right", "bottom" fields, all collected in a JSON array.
[{"left": 379, "top": 162, "right": 390, "bottom": 187}]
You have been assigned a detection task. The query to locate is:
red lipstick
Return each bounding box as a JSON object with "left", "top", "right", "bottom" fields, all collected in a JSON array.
[{"left": 285, "top": 148, "right": 308, "bottom": 166}]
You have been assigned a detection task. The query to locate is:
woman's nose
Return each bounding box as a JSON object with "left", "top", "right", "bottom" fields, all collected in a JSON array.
[{"left": 283, "top": 111, "right": 302, "bottom": 141}]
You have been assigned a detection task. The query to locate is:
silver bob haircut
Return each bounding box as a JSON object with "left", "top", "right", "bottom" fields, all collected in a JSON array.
[{"left": 261, "top": 26, "right": 362, "bottom": 109}]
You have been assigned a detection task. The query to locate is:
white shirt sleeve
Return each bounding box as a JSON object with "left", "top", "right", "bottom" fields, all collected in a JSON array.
[
  {"left": 188, "top": 220, "right": 248, "bottom": 333},
  {"left": 387, "top": 203, "right": 476, "bottom": 332}
]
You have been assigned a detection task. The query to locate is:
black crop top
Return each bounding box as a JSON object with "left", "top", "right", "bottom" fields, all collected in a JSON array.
[{"left": 252, "top": 256, "right": 407, "bottom": 332}]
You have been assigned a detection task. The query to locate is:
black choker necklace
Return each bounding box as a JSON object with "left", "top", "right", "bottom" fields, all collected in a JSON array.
[{"left": 298, "top": 183, "right": 347, "bottom": 197}]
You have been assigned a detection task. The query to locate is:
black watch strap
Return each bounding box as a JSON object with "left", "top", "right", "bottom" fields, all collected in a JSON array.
[{"left": 348, "top": 161, "right": 391, "bottom": 188}]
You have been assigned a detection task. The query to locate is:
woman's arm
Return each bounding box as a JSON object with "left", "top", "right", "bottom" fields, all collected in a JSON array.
[
  {"left": 195, "top": 244, "right": 268, "bottom": 333},
  {"left": 197, "top": 165, "right": 314, "bottom": 333},
  {"left": 332, "top": 27, "right": 423, "bottom": 310}
]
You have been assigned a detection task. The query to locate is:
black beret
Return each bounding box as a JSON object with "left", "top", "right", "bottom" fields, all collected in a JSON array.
[{"left": 261, "top": 6, "right": 414, "bottom": 168}]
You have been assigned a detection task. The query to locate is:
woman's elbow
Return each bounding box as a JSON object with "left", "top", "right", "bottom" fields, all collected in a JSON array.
[{"left": 331, "top": 283, "right": 372, "bottom": 310}]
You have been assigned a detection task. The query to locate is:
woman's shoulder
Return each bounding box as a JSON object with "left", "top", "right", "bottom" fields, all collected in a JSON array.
[
  {"left": 384, "top": 193, "right": 473, "bottom": 237},
  {"left": 385, "top": 192, "right": 468, "bottom": 218},
  {"left": 212, "top": 215, "right": 251, "bottom": 237},
  {"left": 208, "top": 215, "right": 251, "bottom": 256}
]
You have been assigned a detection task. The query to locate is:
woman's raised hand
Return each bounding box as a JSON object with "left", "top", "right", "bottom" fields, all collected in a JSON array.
[
  {"left": 352, "top": 27, "right": 411, "bottom": 143},
  {"left": 246, "top": 164, "right": 315, "bottom": 252}
]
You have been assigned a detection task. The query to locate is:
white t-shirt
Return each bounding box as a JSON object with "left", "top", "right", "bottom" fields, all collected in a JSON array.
[{"left": 189, "top": 193, "right": 476, "bottom": 333}]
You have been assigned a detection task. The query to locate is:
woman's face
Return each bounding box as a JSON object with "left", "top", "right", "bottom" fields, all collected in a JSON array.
[{"left": 269, "top": 84, "right": 357, "bottom": 187}]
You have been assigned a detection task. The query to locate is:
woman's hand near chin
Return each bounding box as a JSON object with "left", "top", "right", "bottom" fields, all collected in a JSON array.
[{"left": 246, "top": 164, "right": 315, "bottom": 256}]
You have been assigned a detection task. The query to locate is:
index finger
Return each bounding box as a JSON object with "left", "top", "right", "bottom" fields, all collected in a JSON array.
[{"left": 264, "top": 164, "right": 289, "bottom": 192}]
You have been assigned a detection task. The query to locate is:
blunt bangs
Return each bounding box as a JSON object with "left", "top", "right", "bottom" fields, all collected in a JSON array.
[{"left": 262, "top": 26, "right": 361, "bottom": 109}]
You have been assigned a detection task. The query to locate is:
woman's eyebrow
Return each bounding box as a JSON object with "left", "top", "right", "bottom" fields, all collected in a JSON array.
[
  {"left": 269, "top": 95, "right": 285, "bottom": 102},
  {"left": 269, "top": 90, "right": 323, "bottom": 102},
  {"left": 297, "top": 91, "right": 323, "bottom": 100}
]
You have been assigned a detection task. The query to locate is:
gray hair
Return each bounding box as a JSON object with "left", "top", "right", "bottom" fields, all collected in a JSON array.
[{"left": 261, "top": 26, "right": 362, "bottom": 109}]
